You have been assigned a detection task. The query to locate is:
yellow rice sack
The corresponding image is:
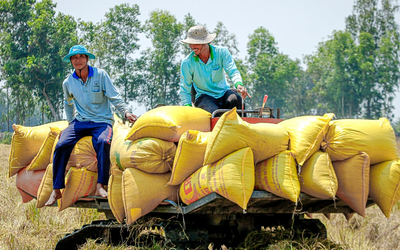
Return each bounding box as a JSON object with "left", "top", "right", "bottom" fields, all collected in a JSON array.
[
  {"left": 26, "top": 127, "right": 61, "bottom": 171},
  {"left": 300, "top": 151, "right": 338, "bottom": 199},
  {"left": 112, "top": 113, "right": 125, "bottom": 132},
  {"left": 36, "top": 164, "right": 54, "bottom": 208},
  {"left": 180, "top": 147, "right": 255, "bottom": 210},
  {"left": 279, "top": 113, "right": 334, "bottom": 166},
  {"left": 122, "top": 168, "right": 178, "bottom": 225},
  {"left": 332, "top": 152, "right": 370, "bottom": 217},
  {"left": 369, "top": 159, "right": 400, "bottom": 218},
  {"left": 111, "top": 136, "right": 176, "bottom": 174},
  {"left": 255, "top": 150, "right": 300, "bottom": 202},
  {"left": 58, "top": 166, "right": 97, "bottom": 211},
  {"left": 50, "top": 133, "right": 60, "bottom": 164},
  {"left": 8, "top": 121, "right": 68, "bottom": 177},
  {"left": 125, "top": 106, "right": 211, "bottom": 142},
  {"left": 16, "top": 167, "right": 46, "bottom": 203},
  {"left": 108, "top": 165, "right": 125, "bottom": 223},
  {"left": 204, "top": 108, "right": 288, "bottom": 165},
  {"left": 111, "top": 117, "right": 131, "bottom": 138},
  {"left": 67, "top": 136, "right": 97, "bottom": 171},
  {"left": 168, "top": 130, "right": 211, "bottom": 186},
  {"left": 110, "top": 119, "right": 130, "bottom": 168},
  {"left": 322, "top": 118, "right": 399, "bottom": 165}
]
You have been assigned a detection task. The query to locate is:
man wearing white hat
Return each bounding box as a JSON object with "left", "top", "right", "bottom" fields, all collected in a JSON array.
[
  {"left": 45, "top": 45, "right": 138, "bottom": 206},
  {"left": 180, "top": 25, "right": 250, "bottom": 115}
]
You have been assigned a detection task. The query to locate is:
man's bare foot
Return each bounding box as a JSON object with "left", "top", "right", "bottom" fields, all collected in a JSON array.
[
  {"left": 96, "top": 183, "right": 108, "bottom": 198},
  {"left": 45, "top": 189, "right": 62, "bottom": 206}
]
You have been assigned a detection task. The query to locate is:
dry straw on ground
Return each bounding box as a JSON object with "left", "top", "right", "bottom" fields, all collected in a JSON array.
[
  {"left": 1, "top": 143, "right": 400, "bottom": 249},
  {"left": 0, "top": 144, "right": 106, "bottom": 250}
]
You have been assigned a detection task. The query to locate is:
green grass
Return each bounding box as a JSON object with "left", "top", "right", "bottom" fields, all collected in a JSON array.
[{"left": 0, "top": 132, "right": 12, "bottom": 144}]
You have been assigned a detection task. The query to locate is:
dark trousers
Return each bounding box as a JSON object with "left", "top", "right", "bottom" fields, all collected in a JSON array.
[
  {"left": 52, "top": 119, "right": 112, "bottom": 189},
  {"left": 194, "top": 89, "right": 243, "bottom": 116}
]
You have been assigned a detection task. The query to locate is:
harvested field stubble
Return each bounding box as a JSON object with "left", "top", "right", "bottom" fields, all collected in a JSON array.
[
  {"left": 315, "top": 204, "right": 400, "bottom": 250},
  {"left": 0, "top": 144, "right": 106, "bottom": 250}
]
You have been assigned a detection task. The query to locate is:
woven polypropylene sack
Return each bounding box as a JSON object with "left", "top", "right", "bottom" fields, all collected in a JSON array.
[
  {"left": 67, "top": 136, "right": 97, "bottom": 171},
  {"left": 279, "top": 113, "right": 334, "bottom": 166},
  {"left": 122, "top": 168, "right": 178, "bottom": 225},
  {"left": 50, "top": 133, "right": 60, "bottom": 164},
  {"left": 111, "top": 135, "right": 176, "bottom": 174},
  {"left": 322, "top": 118, "right": 399, "bottom": 165},
  {"left": 16, "top": 167, "right": 46, "bottom": 203},
  {"left": 369, "top": 159, "right": 400, "bottom": 218},
  {"left": 180, "top": 147, "right": 255, "bottom": 210},
  {"left": 300, "top": 151, "right": 338, "bottom": 199},
  {"left": 168, "top": 130, "right": 211, "bottom": 185},
  {"left": 332, "top": 152, "right": 370, "bottom": 217},
  {"left": 204, "top": 108, "right": 288, "bottom": 165},
  {"left": 110, "top": 119, "right": 130, "bottom": 166},
  {"left": 112, "top": 113, "right": 125, "bottom": 133},
  {"left": 255, "top": 150, "right": 300, "bottom": 202},
  {"left": 58, "top": 166, "right": 97, "bottom": 211},
  {"left": 125, "top": 106, "right": 211, "bottom": 142},
  {"left": 110, "top": 118, "right": 130, "bottom": 150},
  {"left": 8, "top": 121, "right": 68, "bottom": 177},
  {"left": 36, "top": 164, "right": 54, "bottom": 208},
  {"left": 26, "top": 127, "right": 61, "bottom": 171},
  {"left": 108, "top": 165, "right": 125, "bottom": 223}
]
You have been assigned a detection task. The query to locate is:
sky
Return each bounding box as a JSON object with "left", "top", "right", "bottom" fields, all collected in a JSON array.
[{"left": 53, "top": 0, "right": 400, "bottom": 118}]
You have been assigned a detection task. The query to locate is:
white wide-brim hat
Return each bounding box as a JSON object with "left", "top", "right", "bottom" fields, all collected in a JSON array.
[{"left": 181, "top": 25, "right": 217, "bottom": 44}]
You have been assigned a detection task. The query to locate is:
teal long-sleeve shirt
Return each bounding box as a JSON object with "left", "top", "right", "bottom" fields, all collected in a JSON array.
[
  {"left": 63, "top": 66, "right": 129, "bottom": 125},
  {"left": 179, "top": 45, "right": 243, "bottom": 106}
]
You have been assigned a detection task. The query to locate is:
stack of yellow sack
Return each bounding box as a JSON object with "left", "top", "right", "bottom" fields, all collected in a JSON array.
[
  {"left": 171, "top": 108, "right": 301, "bottom": 214},
  {"left": 170, "top": 107, "right": 400, "bottom": 220},
  {"left": 8, "top": 122, "right": 68, "bottom": 203},
  {"left": 8, "top": 106, "right": 211, "bottom": 223},
  {"left": 281, "top": 115, "right": 399, "bottom": 218},
  {"left": 175, "top": 107, "right": 290, "bottom": 212},
  {"left": 8, "top": 120, "right": 107, "bottom": 210},
  {"left": 8, "top": 105, "right": 400, "bottom": 223},
  {"left": 278, "top": 114, "right": 338, "bottom": 204},
  {"left": 322, "top": 118, "right": 399, "bottom": 218},
  {"left": 108, "top": 106, "right": 211, "bottom": 224}
]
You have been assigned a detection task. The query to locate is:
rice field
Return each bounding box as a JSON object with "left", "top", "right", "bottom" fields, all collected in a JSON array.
[{"left": 1, "top": 142, "right": 400, "bottom": 249}]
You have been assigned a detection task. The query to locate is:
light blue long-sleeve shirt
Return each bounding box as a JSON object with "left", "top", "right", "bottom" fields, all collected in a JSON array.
[
  {"left": 179, "top": 45, "right": 243, "bottom": 106},
  {"left": 63, "top": 66, "right": 128, "bottom": 124}
]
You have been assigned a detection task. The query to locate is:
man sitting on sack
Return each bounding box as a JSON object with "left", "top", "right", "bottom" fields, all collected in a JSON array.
[{"left": 45, "top": 45, "right": 137, "bottom": 206}]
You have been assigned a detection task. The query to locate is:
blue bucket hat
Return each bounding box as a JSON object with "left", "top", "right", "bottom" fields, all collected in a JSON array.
[{"left": 62, "top": 45, "right": 96, "bottom": 62}]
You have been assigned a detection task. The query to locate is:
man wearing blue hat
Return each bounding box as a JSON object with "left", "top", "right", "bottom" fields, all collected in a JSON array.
[{"left": 45, "top": 45, "right": 137, "bottom": 206}]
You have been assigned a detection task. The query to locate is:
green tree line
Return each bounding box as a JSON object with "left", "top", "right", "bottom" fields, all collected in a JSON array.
[{"left": 1, "top": 0, "right": 399, "bottom": 132}]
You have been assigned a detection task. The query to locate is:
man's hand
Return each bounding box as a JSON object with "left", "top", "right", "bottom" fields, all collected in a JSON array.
[
  {"left": 237, "top": 85, "right": 251, "bottom": 100},
  {"left": 125, "top": 112, "right": 138, "bottom": 123}
]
